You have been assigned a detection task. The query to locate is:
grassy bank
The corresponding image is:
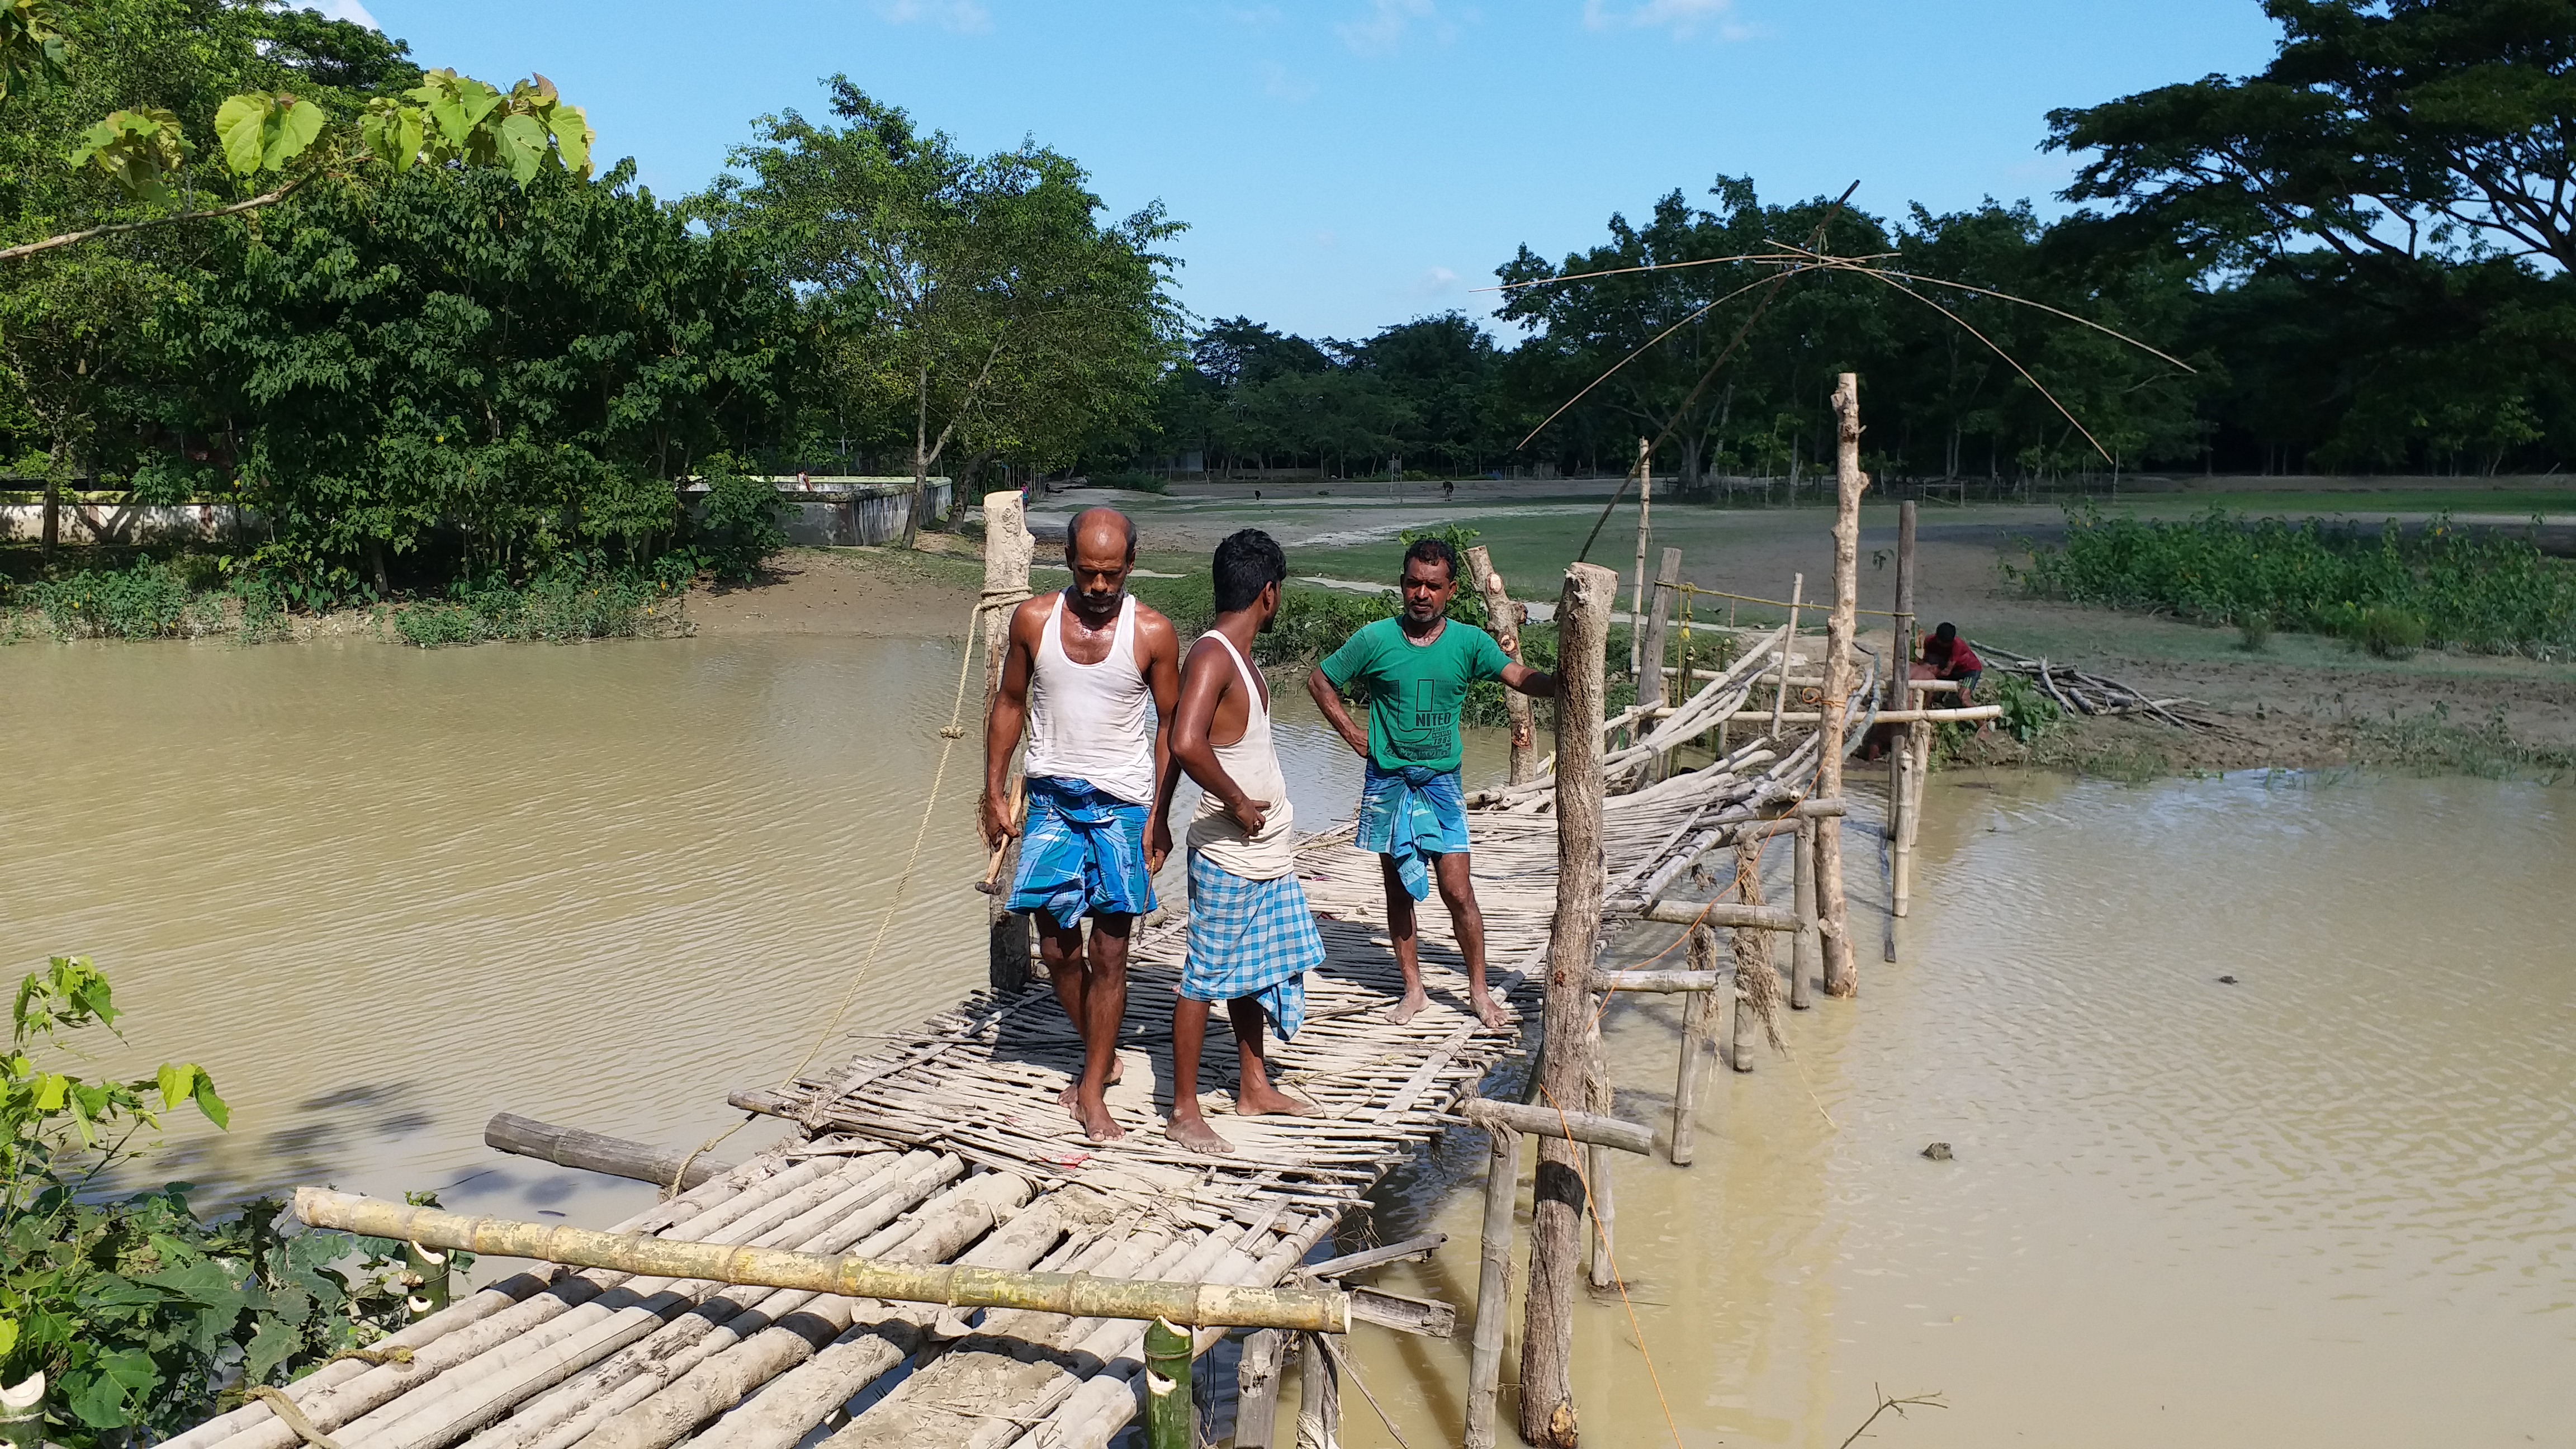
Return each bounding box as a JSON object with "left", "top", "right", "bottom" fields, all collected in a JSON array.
[{"left": 0, "top": 557, "right": 690, "bottom": 646}]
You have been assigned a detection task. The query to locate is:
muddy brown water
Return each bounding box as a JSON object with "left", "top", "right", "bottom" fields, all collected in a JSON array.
[{"left": 3, "top": 636, "right": 2569, "bottom": 1446}]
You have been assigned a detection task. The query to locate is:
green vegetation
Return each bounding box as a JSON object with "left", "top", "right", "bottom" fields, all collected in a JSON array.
[
  {"left": 2, "top": 958, "right": 459, "bottom": 1445},
  {"left": 2350, "top": 703, "right": 2575, "bottom": 783},
  {"left": 2011, "top": 506, "right": 2576, "bottom": 657},
  {"left": 1989, "top": 673, "right": 2063, "bottom": 744}
]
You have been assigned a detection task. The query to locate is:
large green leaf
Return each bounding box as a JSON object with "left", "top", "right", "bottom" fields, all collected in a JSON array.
[
  {"left": 548, "top": 105, "right": 592, "bottom": 177},
  {"left": 263, "top": 94, "right": 326, "bottom": 171},
  {"left": 213, "top": 93, "right": 272, "bottom": 177},
  {"left": 496, "top": 112, "right": 548, "bottom": 184},
  {"left": 242, "top": 1316, "right": 300, "bottom": 1386}
]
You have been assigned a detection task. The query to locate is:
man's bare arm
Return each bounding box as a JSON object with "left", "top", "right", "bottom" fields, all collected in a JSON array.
[
  {"left": 1171, "top": 638, "right": 1265, "bottom": 834},
  {"left": 1500, "top": 662, "right": 1559, "bottom": 698},
  {"left": 1138, "top": 608, "right": 1185, "bottom": 868},
  {"left": 1306, "top": 666, "right": 1370, "bottom": 756},
  {"left": 981, "top": 599, "right": 1044, "bottom": 847}
]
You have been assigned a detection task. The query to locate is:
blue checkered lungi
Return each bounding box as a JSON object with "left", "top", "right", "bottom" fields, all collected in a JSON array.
[
  {"left": 1006, "top": 776, "right": 1158, "bottom": 931},
  {"left": 1182, "top": 850, "right": 1320, "bottom": 1040},
  {"left": 1355, "top": 763, "right": 1469, "bottom": 902}
]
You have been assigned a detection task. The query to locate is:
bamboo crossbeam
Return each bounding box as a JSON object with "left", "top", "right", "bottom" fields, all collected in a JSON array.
[
  {"left": 1639, "top": 899, "right": 1798, "bottom": 932},
  {"left": 1590, "top": 970, "right": 1730, "bottom": 994},
  {"left": 1457, "top": 1098, "right": 1652, "bottom": 1157},
  {"left": 484, "top": 1112, "right": 730, "bottom": 1192},
  {"left": 1763, "top": 704, "right": 1999, "bottom": 724},
  {"left": 292, "top": 1189, "right": 1351, "bottom": 1333}
]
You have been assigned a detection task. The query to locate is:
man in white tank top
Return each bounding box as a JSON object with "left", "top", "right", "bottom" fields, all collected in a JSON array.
[
  {"left": 1151, "top": 530, "right": 1326, "bottom": 1155},
  {"left": 983, "top": 507, "right": 1181, "bottom": 1144}
]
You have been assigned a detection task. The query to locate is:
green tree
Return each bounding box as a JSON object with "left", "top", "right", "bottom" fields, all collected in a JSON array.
[{"left": 707, "top": 78, "right": 1183, "bottom": 546}]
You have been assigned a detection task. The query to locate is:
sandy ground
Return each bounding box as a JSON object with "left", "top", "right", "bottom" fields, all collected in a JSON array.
[{"left": 686, "top": 541, "right": 984, "bottom": 637}]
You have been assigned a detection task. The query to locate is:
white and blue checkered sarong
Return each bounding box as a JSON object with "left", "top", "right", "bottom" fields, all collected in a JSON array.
[
  {"left": 1006, "top": 776, "right": 1158, "bottom": 931},
  {"left": 1182, "top": 850, "right": 1320, "bottom": 1040},
  {"left": 1355, "top": 763, "right": 1469, "bottom": 902}
]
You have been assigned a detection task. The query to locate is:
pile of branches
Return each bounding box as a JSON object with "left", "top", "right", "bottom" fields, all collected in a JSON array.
[{"left": 1969, "top": 641, "right": 2229, "bottom": 732}]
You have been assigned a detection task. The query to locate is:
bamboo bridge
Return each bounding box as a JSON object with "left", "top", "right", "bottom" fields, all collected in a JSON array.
[{"left": 196, "top": 441, "right": 2005, "bottom": 1449}]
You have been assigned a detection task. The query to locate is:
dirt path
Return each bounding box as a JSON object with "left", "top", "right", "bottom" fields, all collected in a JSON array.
[{"left": 688, "top": 544, "right": 982, "bottom": 638}]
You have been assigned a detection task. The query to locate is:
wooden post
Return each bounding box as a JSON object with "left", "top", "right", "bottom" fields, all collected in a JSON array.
[
  {"left": 1637, "top": 547, "right": 1680, "bottom": 712},
  {"left": 483, "top": 1112, "right": 731, "bottom": 1191},
  {"left": 1670, "top": 924, "right": 1717, "bottom": 1164},
  {"left": 1731, "top": 831, "right": 1769, "bottom": 1069},
  {"left": 1295, "top": 1332, "right": 1341, "bottom": 1449},
  {"left": 1144, "top": 1318, "right": 1194, "bottom": 1449},
  {"left": 1587, "top": 1140, "right": 1616, "bottom": 1290},
  {"left": 1629, "top": 437, "right": 1651, "bottom": 679},
  {"left": 1791, "top": 815, "right": 1818, "bottom": 1011},
  {"left": 1520, "top": 561, "right": 1616, "bottom": 1449},
  {"left": 981, "top": 490, "right": 1036, "bottom": 992},
  {"left": 1768, "top": 574, "right": 1803, "bottom": 736},
  {"left": 1237, "top": 1329, "right": 1286, "bottom": 1449},
  {"left": 1890, "top": 499, "right": 1918, "bottom": 921},
  {"left": 1464, "top": 1125, "right": 1517, "bottom": 1449},
  {"left": 1465, "top": 543, "right": 1537, "bottom": 787},
  {"left": 1819, "top": 374, "right": 1864, "bottom": 998}
]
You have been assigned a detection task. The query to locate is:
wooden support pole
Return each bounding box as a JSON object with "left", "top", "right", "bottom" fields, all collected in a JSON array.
[
  {"left": 1890, "top": 498, "right": 1919, "bottom": 924},
  {"left": 1768, "top": 574, "right": 1803, "bottom": 736},
  {"left": 1459, "top": 1097, "right": 1651, "bottom": 1157},
  {"left": 981, "top": 489, "right": 1037, "bottom": 992},
  {"left": 1670, "top": 925, "right": 1718, "bottom": 1166},
  {"left": 1587, "top": 1140, "right": 1617, "bottom": 1290},
  {"left": 1465, "top": 543, "right": 1537, "bottom": 787},
  {"left": 1295, "top": 1332, "right": 1341, "bottom": 1449},
  {"left": 1143, "top": 1318, "right": 1193, "bottom": 1449},
  {"left": 1752, "top": 704, "right": 2001, "bottom": 724},
  {"left": 1820, "top": 373, "right": 1864, "bottom": 998},
  {"left": 482, "top": 1113, "right": 730, "bottom": 1192},
  {"left": 1732, "top": 832, "right": 1769, "bottom": 1071},
  {"left": 1637, "top": 548, "right": 1681, "bottom": 713},
  {"left": 1521, "top": 560, "right": 1615, "bottom": 1449},
  {"left": 1236, "top": 1330, "right": 1286, "bottom": 1449},
  {"left": 1464, "top": 1125, "right": 1517, "bottom": 1449},
  {"left": 1638, "top": 899, "right": 1798, "bottom": 932},
  {"left": 1791, "top": 815, "right": 1818, "bottom": 1011},
  {"left": 290, "top": 1188, "right": 1350, "bottom": 1333}
]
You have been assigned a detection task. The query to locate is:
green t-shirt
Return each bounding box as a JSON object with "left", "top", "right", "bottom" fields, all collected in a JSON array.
[{"left": 1319, "top": 617, "right": 1512, "bottom": 774}]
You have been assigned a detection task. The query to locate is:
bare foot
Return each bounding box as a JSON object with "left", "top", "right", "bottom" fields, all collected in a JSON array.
[
  {"left": 1057, "top": 1057, "right": 1124, "bottom": 1114},
  {"left": 1235, "top": 1083, "right": 1319, "bottom": 1118},
  {"left": 1166, "top": 1114, "right": 1235, "bottom": 1155},
  {"left": 1385, "top": 989, "right": 1431, "bottom": 1025},
  {"left": 1470, "top": 992, "right": 1514, "bottom": 1031},
  {"left": 1076, "top": 1095, "right": 1126, "bottom": 1143}
]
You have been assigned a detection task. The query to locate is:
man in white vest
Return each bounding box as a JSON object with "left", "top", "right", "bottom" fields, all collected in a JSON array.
[{"left": 983, "top": 508, "right": 1181, "bottom": 1143}]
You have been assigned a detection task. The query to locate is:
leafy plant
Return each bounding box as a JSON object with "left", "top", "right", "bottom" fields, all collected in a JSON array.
[
  {"left": 693, "top": 458, "right": 788, "bottom": 583},
  {"left": 1990, "top": 672, "right": 2062, "bottom": 742},
  {"left": 0, "top": 958, "right": 444, "bottom": 1446},
  {"left": 2235, "top": 608, "right": 2272, "bottom": 652},
  {"left": 17, "top": 561, "right": 220, "bottom": 640},
  {"left": 2356, "top": 605, "right": 2425, "bottom": 659}
]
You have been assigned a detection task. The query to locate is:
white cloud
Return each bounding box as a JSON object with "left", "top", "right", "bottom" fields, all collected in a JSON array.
[
  {"left": 1336, "top": 0, "right": 1442, "bottom": 56},
  {"left": 313, "top": 0, "right": 379, "bottom": 29},
  {"left": 877, "top": 0, "right": 994, "bottom": 35},
  {"left": 1315, "top": 230, "right": 1339, "bottom": 247},
  {"left": 1581, "top": 0, "right": 1756, "bottom": 41},
  {"left": 1262, "top": 61, "right": 1317, "bottom": 102},
  {"left": 1415, "top": 265, "right": 1461, "bottom": 295}
]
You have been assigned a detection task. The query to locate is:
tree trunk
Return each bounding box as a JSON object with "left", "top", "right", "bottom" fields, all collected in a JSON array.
[
  {"left": 904, "top": 364, "right": 930, "bottom": 551},
  {"left": 1518, "top": 561, "right": 1617, "bottom": 1449},
  {"left": 1820, "top": 374, "right": 1863, "bottom": 998}
]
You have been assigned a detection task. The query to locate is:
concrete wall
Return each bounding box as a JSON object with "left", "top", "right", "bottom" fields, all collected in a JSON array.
[{"left": 0, "top": 500, "right": 247, "bottom": 545}]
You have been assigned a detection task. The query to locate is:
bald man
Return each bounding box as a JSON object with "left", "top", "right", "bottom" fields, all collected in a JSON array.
[{"left": 983, "top": 507, "right": 1181, "bottom": 1143}]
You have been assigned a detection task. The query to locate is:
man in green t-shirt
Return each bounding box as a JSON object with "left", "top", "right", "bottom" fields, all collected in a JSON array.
[{"left": 1307, "top": 537, "right": 1558, "bottom": 1028}]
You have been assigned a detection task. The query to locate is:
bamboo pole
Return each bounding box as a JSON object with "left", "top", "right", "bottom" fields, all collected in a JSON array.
[
  {"left": 292, "top": 1188, "right": 1350, "bottom": 1333},
  {"left": 1143, "top": 1319, "right": 1192, "bottom": 1449},
  {"left": 1464, "top": 1125, "right": 1516, "bottom": 1449},
  {"left": 1637, "top": 547, "right": 1683, "bottom": 784},
  {"left": 1586, "top": 1138, "right": 1617, "bottom": 1290},
  {"left": 1521, "top": 560, "right": 1615, "bottom": 1449},
  {"left": 1637, "top": 899, "right": 1798, "bottom": 932},
  {"left": 1237, "top": 1329, "right": 1286, "bottom": 1449},
  {"left": 485, "top": 1113, "right": 731, "bottom": 1192},
  {"left": 1757, "top": 704, "right": 2000, "bottom": 724},
  {"left": 982, "top": 489, "right": 1036, "bottom": 992},
  {"left": 1465, "top": 543, "right": 1536, "bottom": 786},
  {"left": 1768, "top": 574, "right": 1803, "bottom": 736},
  {"left": 1628, "top": 437, "right": 1651, "bottom": 680},
  {"left": 1820, "top": 373, "right": 1864, "bottom": 998},
  {"left": 1670, "top": 924, "right": 1718, "bottom": 1165},
  {"left": 1791, "top": 815, "right": 1818, "bottom": 1011},
  {"left": 1459, "top": 1097, "right": 1650, "bottom": 1156}
]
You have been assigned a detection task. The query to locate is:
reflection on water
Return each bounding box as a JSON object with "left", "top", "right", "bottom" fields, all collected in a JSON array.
[
  {"left": 1349, "top": 769, "right": 2576, "bottom": 1447},
  {"left": 6, "top": 637, "right": 2569, "bottom": 1445}
]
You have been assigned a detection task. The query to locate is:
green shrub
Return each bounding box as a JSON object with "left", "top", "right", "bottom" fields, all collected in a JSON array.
[
  {"left": 1090, "top": 470, "right": 1168, "bottom": 494},
  {"left": 1991, "top": 672, "right": 2063, "bottom": 742},
  {"left": 2357, "top": 606, "right": 2426, "bottom": 658},
  {"left": 693, "top": 457, "right": 788, "bottom": 583},
  {"left": 2011, "top": 505, "right": 2576, "bottom": 656},
  {"left": 392, "top": 565, "right": 675, "bottom": 646},
  {"left": 19, "top": 562, "right": 218, "bottom": 640},
  {"left": 2236, "top": 609, "right": 2272, "bottom": 652},
  {"left": 230, "top": 572, "right": 293, "bottom": 644},
  {"left": 1, "top": 958, "right": 457, "bottom": 1446}
]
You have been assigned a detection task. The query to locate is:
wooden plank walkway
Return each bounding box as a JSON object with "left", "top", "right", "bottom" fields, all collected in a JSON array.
[{"left": 177, "top": 662, "right": 1844, "bottom": 1449}]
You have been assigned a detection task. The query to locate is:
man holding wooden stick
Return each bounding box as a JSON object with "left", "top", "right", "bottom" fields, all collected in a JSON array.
[
  {"left": 1308, "top": 536, "right": 1558, "bottom": 1029},
  {"left": 983, "top": 507, "right": 1181, "bottom": 1143},
  {"left": 1152, "top": 529, "right": 1325, "bottom": 1155}
]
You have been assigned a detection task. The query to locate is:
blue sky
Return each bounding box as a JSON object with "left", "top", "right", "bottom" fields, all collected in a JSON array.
[{"left": 336, "top": 0, "right": 2283, "bottom": 341}]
